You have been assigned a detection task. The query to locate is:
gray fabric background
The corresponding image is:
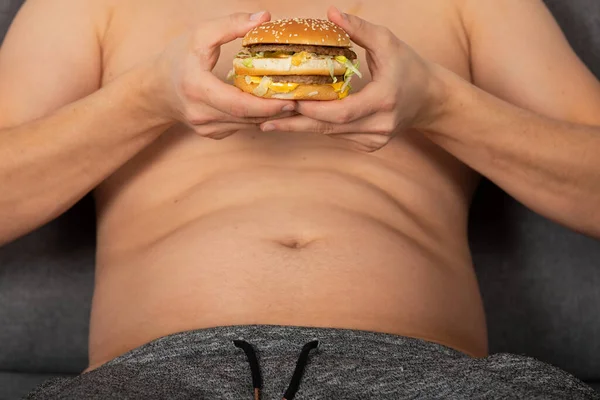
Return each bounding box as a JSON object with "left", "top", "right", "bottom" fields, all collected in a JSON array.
[
  {"left": 470, "top": 0, "right": 600, "bottom": 383},
  {"left": 1, "top": 0, "right": 599, "bottom": 398}
]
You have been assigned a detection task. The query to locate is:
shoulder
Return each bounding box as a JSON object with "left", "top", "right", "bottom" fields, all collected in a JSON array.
[
  {"left": 13, "top": 0, "right": 114, "bottom": 41},
  {"left": 365, "top": 0, "right": 470, "bottom": 77},
  {"left": 455, "top": 0, "right": 552, "bottom": 34},
  {"left": 0, "top": 0, "right": 115, "bottom": 126}
]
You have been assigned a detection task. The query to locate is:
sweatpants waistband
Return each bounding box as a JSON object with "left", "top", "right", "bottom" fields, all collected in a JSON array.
[{"left": 27, "top": 324, "right": 599, "bottom": 400}]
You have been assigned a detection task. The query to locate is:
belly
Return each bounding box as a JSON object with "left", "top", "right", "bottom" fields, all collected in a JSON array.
[{"left": 89, "top": 135, "right": 486, "bottom": 369}]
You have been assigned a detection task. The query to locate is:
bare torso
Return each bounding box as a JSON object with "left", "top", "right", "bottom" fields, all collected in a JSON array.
[{"left": 89, "top": 0, "right": 485, "bottom": 370}]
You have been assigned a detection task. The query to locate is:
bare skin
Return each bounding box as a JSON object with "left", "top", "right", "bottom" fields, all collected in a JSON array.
[
  {"left": 0, "top": 0, "right": 599, "bottom": 372},
  {"left": 92, "top": 0, "right": 484, "bottom": 369}
]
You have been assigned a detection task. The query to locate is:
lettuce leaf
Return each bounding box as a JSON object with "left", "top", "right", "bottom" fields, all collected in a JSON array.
[
  {"left": 345, "top": 59, "right": 362, "bottom": 78},
  {"left": 226, "top": 69, "right": 235, "bottom": 81},
  {"left": 327, "top": 58, "right": 337, "bottom": 84},
  {"left": 341, "top": 75, "right": 353, "bottom": 93},
  {"left": 336, "top": 56, "right": 362, "bottom": 79},
  {"left": 242, "top": 58, "right": 254, "bottom": 68}
]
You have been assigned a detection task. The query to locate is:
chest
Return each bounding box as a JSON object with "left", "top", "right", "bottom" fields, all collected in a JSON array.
[
  {"left": 101, "top": 0, "right": 471, "bottom": 84},
  {"left": 96, "top": 0, "right": 477, "bottom": 203}
]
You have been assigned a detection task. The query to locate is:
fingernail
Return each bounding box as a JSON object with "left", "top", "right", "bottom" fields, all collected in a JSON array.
[
  {"left": 282, "top": 104, "right": 295, "bottom": 112},
  {"left": 339, "top": 9, "right": 349, "bottom": 21},
  {"left": 250, "top": 11, "right": 266, "bottom": 21},
  {"left": 332, "top": 6, "right": 348, "bottom": 21},
  {"left": 262, "top": 123, "right": 275, "bottom": 132}
]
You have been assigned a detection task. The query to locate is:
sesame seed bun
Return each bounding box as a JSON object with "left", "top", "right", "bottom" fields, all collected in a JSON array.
[
  {"left": 242, "top": 18, "right": 351, "bottom": 47},
  {"left": 233, "top": 75, "right": 344, "bottom": 100}
]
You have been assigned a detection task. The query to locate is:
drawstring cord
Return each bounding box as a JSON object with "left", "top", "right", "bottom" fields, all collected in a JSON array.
[
  {"left": 234, "top": 339, "right": 319, "bottom": 400},
  {"left": 234, "top": 340, "right": 263, "bottom": 400},
  {"left": 282, "top": 340, "right": 319, "bottom": 400}
]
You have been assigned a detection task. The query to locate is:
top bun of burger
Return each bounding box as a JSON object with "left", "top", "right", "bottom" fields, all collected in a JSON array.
[
  {"left": 242, "top": 18, "right": 352, "bottom": 47},
  {"left": 232, "top": 18, "right": 362, "bottom": 101}
]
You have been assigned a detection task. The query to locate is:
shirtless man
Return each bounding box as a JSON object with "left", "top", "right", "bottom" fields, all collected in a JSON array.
[{"left": 1, "top": 0, "right": 599, "bottom": 398}]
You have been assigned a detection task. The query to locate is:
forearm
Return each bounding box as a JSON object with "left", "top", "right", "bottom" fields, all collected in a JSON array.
[
  {"left": 422, "top": 65, "right": 600, "bottom": 238},
  {"left": 0, "top": 65, "right": 171, "bottom": 245}
]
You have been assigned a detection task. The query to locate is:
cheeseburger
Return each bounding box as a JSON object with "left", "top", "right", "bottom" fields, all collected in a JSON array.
[{"left": 232, "top": 18, "right": 361, "bottom": 100}]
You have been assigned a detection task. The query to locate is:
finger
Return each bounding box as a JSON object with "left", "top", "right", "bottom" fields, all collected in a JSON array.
[
  {"left": 295, "top": 83, "right": 387, "bottom": 124},
  {"left": 261, "top": 114, "right": 390, "bottom": 152},
  {"left": 215, "top": 109, "right": 298, "bottom": 124},
  {"left": 329, "top": 133, "right": 390, "bottom": 153},
  {"left": 191, "top": 122, "right": 259, "bottom": 139},
  {"left": 262, "top": 115, "right": 338, "bottom": 134},
  {"left": 261, "top": 113, "right": 395, "bottom": 135},
  {"left": 327, "top": 6, "right": 397, "bottom": 56},
  {"left": 192, "top": 100, "right": 293, "bottom": 124},
  {"left": 200, "top": 11, "right": 272, "bottom": 49},
  {"left": 203, "top": 74, "right": 296, "bottom": 118}
]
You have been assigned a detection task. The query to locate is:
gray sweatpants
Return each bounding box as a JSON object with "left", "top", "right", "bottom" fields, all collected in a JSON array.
[{"left": 27, "top": 324, "right": 598, "bottom": 399}]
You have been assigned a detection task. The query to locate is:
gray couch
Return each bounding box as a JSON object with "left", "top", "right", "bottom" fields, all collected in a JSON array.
[{"left": 1, "top": 0, "right": 599, "bottom": 398}]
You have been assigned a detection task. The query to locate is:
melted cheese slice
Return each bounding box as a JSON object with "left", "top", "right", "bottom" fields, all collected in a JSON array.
[
  {"left": 332, "top": 81, "right": 350, "bottom": 99},
  {"left": 291, "top": 51, "right": 310, "bottom": 66},
  {"left": 269, "top": 82, "right": 300, "bottom": 93},
  {"left": 247, "top": 76, "right": 299, "bottom": 93}
]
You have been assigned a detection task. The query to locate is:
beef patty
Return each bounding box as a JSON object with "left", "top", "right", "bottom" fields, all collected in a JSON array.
[{"left": 246, "top": 44, "right": 357, "bottom": 59}]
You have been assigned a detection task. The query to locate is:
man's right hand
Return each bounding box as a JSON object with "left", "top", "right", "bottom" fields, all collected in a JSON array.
[{"left": 149, "top": 11, "right": 296, "bottom": 139}]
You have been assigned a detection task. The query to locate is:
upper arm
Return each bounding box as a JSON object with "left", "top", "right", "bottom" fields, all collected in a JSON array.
[
  {"left": 0, "top": 0, "right": 107, "bottom": 128},
  {"left": 459, "top": 0, "right": 600, "bottom": 125}
]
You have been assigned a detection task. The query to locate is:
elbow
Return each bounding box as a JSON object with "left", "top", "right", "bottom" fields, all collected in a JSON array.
[
  {"left": 577, "top": 194, "right": 600, "bottom": 240},
  {"left": 559, "top": 193, "right": 600, "bottom": 240},
  {"left": 538, "top": 188, "right": 600, "bottom": 240},
  {"left": 585, "top": 212, "right": 600, "bottom": 240}
]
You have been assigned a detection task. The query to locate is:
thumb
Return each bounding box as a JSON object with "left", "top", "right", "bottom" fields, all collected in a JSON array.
[
  {"left": 203, "top": 11, "right": 271, "bottom": 49},
  {"left": 327, "top": 6, "right": 392, "bottom": 52}
]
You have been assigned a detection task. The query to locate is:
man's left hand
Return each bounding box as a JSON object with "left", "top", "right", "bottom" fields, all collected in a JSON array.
[{"left": 260, "top": 6, "right": 446, "bottom": 152}]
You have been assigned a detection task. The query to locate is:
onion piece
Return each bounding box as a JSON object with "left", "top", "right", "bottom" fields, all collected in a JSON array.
[
  {"left": 245, "top": 76, "right": 252, "bottom": 84},
  {"left": 252, "top": 76, "right": 272, "bottom": 97}
]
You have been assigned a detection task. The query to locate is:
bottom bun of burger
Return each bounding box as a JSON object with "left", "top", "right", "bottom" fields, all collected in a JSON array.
[{"left": 233, "top": 75, "right": 348, "bottom": 101}]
